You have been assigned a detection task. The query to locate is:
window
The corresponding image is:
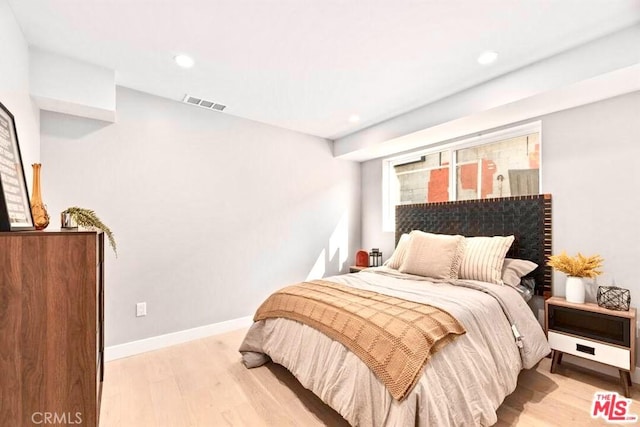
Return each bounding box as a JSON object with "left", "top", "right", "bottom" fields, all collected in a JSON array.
[{"left": 383, "top": 122, "right": 541, "bottom": 231}]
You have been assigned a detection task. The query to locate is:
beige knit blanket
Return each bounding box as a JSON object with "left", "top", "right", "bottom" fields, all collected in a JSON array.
[{"left": 254, "top": 280, "right": 466, "bottom": 400}]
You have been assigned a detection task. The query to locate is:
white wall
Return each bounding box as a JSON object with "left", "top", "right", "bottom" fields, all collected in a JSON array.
[
  {"left": 0, "top": 0, "right": 40, "bottom": 177},
  {"left": 543, "top": 91, "right": 640, "bottom": 297},
  {"left": 40, "top": 87, "right": 361, "bottom": 347},
  {"left": 30, "top": 47, "right": 116, "bottom": 122},
  {"left": 362, "top": 90, "right": 640, "bottom": 303}
]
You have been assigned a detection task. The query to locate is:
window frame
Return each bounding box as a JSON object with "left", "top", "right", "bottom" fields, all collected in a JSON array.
[{"left": 382, "top": 121, "right": 542, "bottom": 232}]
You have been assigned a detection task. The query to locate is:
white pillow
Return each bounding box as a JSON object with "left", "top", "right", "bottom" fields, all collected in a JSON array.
[
  {"left": 459, "top": 235, "right": 515, "bottom": 285},
  {"left": 384, "top": 233, "right": 411, "bottom": 270},
  {"left": 502, "top": 258, "right": 538, "bottom": 288},
  {"left": 399, "top": 231, "right": 466, "bottom": 280}
]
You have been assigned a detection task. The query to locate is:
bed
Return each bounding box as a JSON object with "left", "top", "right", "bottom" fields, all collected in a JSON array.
[{"left": 240, "top": 195, "right": 553, "bottom": 426}]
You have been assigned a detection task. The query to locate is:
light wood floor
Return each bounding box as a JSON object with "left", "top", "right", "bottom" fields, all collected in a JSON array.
[{"left": 100, "top": 328, "right": 640, "bottom": 426}]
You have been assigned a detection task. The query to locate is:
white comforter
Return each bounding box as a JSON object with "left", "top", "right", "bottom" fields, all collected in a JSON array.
[{"left": 240, "top": 268, "right": 550, "bottom": 426}]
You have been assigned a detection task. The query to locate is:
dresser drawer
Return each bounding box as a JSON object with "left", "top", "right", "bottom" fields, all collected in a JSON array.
[{"left": 548, "top": 331, "right": 630, "bottom": 370}]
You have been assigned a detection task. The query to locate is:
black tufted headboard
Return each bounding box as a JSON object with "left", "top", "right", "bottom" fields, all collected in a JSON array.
[{"left": 395, "top": 194, "right": 552, "bottom": 296}]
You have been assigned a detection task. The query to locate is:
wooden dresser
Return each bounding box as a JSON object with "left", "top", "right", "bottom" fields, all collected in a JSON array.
[{"left": 0, "top": 231, "right": 104, "bottom": 426}]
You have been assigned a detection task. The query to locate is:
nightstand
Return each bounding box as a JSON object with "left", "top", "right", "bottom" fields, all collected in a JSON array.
[
  {"left": 545, "top": 296, "right": 636, "bottom": 397},
  {"left": 349, "top": 266, "right": 368, "bottom": 273}
]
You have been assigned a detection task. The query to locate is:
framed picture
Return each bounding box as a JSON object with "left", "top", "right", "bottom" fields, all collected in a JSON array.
[{"left": 0, "top": 101, "right": 34, "bottom": 231}]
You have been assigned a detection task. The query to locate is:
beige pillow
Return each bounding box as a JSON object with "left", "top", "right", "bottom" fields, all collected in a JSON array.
[
  {"left": 384, "top": 233, "right": 411, "bottom": 270},
  {"left": 399, "top": 231, "right": 465, "bottom": 279},
  {"left": 459, "top": 235, "right": 515, "bottom": 285},
  {"left": 502, "top": 258, "right": 538, "bottom": 288}
]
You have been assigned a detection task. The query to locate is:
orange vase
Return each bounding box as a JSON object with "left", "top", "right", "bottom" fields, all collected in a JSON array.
[{"left": 30, "top": 163, "right": 50, "bottom": 230}]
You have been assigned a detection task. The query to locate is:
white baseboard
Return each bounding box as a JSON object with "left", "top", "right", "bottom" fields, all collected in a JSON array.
[
  {"left": 560, "top": 353, "right": 640, "bottom": 384},
  {"left": 105, "top": 315, "right": 253, "bottom": 361},
  {"left": 105, "top": 316, "right": 640, "bottom": 385}
]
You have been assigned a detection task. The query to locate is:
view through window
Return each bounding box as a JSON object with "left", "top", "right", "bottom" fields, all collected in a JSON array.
[{"left": 383, "top": 123, "right": 541, "bottom": 230}]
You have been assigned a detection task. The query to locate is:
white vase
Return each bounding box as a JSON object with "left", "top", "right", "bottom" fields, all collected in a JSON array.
[{"left": 565, "top": 276, "right": 585, "bottom": 304}]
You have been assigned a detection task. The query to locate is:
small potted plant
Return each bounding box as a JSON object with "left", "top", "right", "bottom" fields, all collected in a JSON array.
[
  {"left": 62, "top": 207, "right": 117, "bottom": 256},
  {"left": 547, "top": 251, "right": 603, "bottom": 303}
]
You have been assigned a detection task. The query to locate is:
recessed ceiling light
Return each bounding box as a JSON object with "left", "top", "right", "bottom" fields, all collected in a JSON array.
[
  {"left": 174, "top": 54, "right": 195, "bottom": 68},
  {"left": 348, "top": 114, "right": 360, "bottom": 123},
  {"left": 477, "top": 51, "right": 498, "bottom": 65}
]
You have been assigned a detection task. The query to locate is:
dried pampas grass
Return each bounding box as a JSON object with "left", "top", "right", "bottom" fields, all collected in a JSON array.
[{"left": 547, "top": 251, "right": 603, "bottom": 278}]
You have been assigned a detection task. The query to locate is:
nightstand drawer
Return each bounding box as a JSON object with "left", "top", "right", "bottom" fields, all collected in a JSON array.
[
  {"left": 548, "top": 303, "right": 630, "bottom": 347},
  {"left": 548, "top": 331, "right": 630, "bottom": 370}
]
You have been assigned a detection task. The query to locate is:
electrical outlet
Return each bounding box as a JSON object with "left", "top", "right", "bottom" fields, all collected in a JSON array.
[{"left": 136, "top": 302, "right": 147, "bottom": 317}]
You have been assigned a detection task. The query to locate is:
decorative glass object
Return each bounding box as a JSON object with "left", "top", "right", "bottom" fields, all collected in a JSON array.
[
  {"left": 369, "top": 248, "right": 382, "bottom": 267},
  {"left": 597, "top": 286, "right": 631, "bottom": 311},
  {"left": 30, "top": 163, "right": 49, "bottom": 230},
  {"left": 61, "top": 212, "right": 78, "bottom": 229}
]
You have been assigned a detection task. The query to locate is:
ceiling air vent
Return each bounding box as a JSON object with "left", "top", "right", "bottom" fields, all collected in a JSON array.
[{"left": 182, "top": 95, "right": 226, "bottom": 112}]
